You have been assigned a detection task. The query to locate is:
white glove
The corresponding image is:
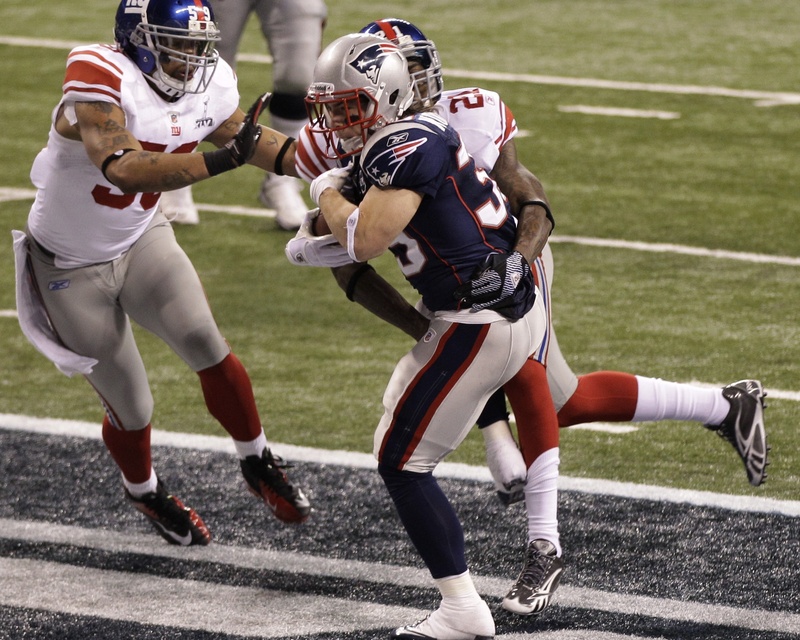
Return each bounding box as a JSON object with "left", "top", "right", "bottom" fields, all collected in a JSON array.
[
  {"left": 284, "top": 208, "right": 354, "bottom": 267},
  {"left": 309, "top": 165, "right": 352, "bottom": 205}
]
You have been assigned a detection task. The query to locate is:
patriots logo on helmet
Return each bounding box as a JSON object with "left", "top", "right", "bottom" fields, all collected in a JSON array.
[{"left": 349, "top": 43, "right": 400, "bottom": 86}]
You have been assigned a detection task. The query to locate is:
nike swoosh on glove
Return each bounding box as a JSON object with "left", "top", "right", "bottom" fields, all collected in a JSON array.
[{"left": 453, "top": 250, "right": 537, "bottom": 321}]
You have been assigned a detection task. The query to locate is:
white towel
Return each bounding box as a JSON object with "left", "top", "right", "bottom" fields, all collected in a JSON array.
[{"left": 11, "top": 230, "right": 97, "bottom": 377}]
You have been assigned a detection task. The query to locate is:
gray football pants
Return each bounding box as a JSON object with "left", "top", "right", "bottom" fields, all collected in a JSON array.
[
  {"left": 210, "top": 0, "right": 327, "bottom": 95},
  {"left": 27, "top": 213, "right": 230, "bottom": 431}
]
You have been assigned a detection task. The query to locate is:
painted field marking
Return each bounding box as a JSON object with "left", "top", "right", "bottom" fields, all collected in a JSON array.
[
  {"left": 551, "top": 235, "right": 800, "bottom": 268},
  {"left": 0, "top": 554, "right": 427, "bottom": 638},
  {"left": 1, "top": 508, "right": 798, "bottom": 635},
  {"left": 2, "top": 36, "right": 799, "bottom": 107},
  {"left": 0, "top": 187, "right": 36, "bottom": 202},
  {"left": 558, "top": 105, "right": 681, "bottom": 119},
  {"left": 2, "top": 414, "right": 798, "bottom": 517},
  {"left": 2, "top": 187, "right": 797, "bottom": 268}
]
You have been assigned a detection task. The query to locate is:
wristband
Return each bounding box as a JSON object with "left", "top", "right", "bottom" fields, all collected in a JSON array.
[
  {"left": 273, "top": 137, "right": 294, "bottom": 176},
  {"left": 345, "top": 207, "right": 360, "bottom": 262},
  {"left": 202, "top": 148, "right": 237, "bottom": 177},
  {"left": 345, "top": 263, "right": 375, "bottom": 301},
  {"left": 519, "top": 199, "right": 555, "bottom": 232},
  {"left": 100, "top": 148, "right": 135, "bottom": 183}
]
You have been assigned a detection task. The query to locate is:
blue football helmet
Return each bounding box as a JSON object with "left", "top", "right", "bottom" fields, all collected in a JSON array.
[
  {"left": 360, "top": 18, "right": 443, "bottom": 109},
  {"left": 114, "top": 0, "right": 221, "bottom": 97}
]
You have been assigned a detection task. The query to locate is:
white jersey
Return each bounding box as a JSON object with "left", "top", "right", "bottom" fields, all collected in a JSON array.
[
  {"left": 27, "top": 44, "right": 239, "bottom": 268},
  {"left": 295, "top": 86, "right": 517, "bottom": 181}
]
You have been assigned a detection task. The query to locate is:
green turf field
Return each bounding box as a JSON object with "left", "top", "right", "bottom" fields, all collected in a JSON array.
[{"left": 0, "top": 1, "right": 797, "bottom": 499}]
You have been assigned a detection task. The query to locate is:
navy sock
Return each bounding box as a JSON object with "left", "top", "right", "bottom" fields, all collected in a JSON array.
[{"left": 378, "top": 464, "right": 467, "bottom": 578}]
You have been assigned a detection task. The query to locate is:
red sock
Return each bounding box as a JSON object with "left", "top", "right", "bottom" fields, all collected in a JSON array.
[
  {"left": 197, "top": 352, "right": 263, "bottom": 442},
  {"left": 102, "top": 416, "right": 152, "bottom": 484},
  {"left": 504, "top": 359, "right": 560, "bottom": 468},
  {"left": 557, "top": 371, "right": 639, "bottom": 427}
]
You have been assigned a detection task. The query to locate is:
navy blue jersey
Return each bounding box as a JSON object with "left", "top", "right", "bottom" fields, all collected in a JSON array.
[{"left": 357, "top": 112, "right": 518, "bottom": 311}]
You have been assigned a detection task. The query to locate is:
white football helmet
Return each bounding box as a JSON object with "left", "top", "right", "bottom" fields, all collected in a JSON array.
[{"left": 305, "top": 33, "right": 414, "bottom": 160}]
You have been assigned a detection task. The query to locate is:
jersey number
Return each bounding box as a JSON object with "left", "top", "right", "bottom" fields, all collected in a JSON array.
[
  {"left": 448, "top": 88, "right": 485, "bottom": 114},
  {"left": 455, "top": 138, "right": 507, "bottom": 228},
  {"left": 390, "top": 232, "right": 426, "bottom": 277}
]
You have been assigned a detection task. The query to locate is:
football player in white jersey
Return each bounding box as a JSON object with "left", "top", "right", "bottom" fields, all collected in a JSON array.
[
  {"left": 16, "top": 0, "right": 312, "bottom": 546},
  {"left": 284, "top": 17, "right": 769, "bottom": 618}
]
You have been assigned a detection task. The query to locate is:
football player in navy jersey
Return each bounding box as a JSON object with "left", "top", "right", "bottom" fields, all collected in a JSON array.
[
  {"left": 290, "top": 18, "right": 768, "bottom": 502},
  {"left": 305, "top": 33, "right": 559, "bottom": 639}
]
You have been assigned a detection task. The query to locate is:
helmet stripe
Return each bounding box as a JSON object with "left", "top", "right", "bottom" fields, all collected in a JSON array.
[{"left": 374, "top": 20, "right": 397, "bottom": 40}]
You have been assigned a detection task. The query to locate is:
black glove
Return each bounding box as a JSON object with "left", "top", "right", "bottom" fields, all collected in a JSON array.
[
  {"left": 453, "top": 251, "right": 537, "bottom": 321},
  {"left": 203, "top": 92, "right": 271, "bottom": 176}
]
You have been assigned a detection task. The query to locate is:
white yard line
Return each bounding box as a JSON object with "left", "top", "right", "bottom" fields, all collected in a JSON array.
[
  {"left": 444, "top": 68, "right": 800, "bottom": 107},
  {"left": 2, "top": 188, "right": 797, "bottom": 268},
  {"left": 558, "top": 105, "right": 681, "bottom": 119},
  {"left": 2, "top": 36, "right": 799, "bottom": 106},
  {"left": 551, "top": 235, "right": 800, "bottom": 267},
  {"left": 1, "top": 413, "right": 798, "bottom": 517},
  {"left": 0, "top": 554, "right": 427, "bottom": 638},
  {"left": 1, "top": 517, "right": 798, "bottom": 636}
]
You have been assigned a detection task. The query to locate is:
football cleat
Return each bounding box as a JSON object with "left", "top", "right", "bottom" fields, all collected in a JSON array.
[
  {"left": 502, "top": 539, "right": 564, "bottom": 616},
  {"left": 705, "top": 379, "right": 769, "bottom": 486},
  {"left": 390, "top": 600, "right": 495, "bottom": 640},
  {"left": 126, "top": 479, "right": 211, "bottom": 546},
  {"left": 240, "top": 448, "right": 311, "bottom": 523},
  {"left": 496, "top": 481, "right": 525, "bottom": 507},
  {"left": 259, "top": 173, "right": 307, "bottom": 231},
  {"left": 482, "top": 420, "right": 527, "bottom": 507},
  {"left": 160, "top": 186, "right": 200, "bottom": 225}
]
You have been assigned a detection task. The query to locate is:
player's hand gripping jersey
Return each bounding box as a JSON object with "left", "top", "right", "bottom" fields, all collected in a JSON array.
[
  {"left": 354, "top": 112, "right": 526, "bottom": 313},
  {"left": 26, "top": 44, "right": 239, "bottom": 268}
]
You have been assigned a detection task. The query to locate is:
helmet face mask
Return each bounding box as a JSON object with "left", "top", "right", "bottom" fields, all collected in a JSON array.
[
  {"left": 115, "top": 0, "right": 221, "bottom": 98},
  {"left": 306, "top": 85, "right": 379, "bottom": 159},
  {"left": 305, "top": 34, "right": 413, "bottom": 160},
  {"left": 359, "top": 18, "right": 443, "bottom": 111}
]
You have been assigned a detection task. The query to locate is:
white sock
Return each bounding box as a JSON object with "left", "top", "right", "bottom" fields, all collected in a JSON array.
[
  {"left": 435, "top": 570, "right": 481, "bottom": 601},
  {"left": 525, "top": 448, "right": 561, "bottom": 556},
  {"left": 122, "top": 467, "right": 157, "bottom": 498},
  {"left": 633, "top": 376, "right": 729, "bottom": 424},
  {"left": 482, "top": 420, "right": 526, "bottom": 491},
  {"left": 430, "top": 572, "right": 494, "bottom": 636},
  {"left": 233, "top": 432, "right": 268, "bottom": 460}
]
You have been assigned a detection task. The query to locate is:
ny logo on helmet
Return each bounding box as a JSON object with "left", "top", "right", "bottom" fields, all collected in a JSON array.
[{"left": 349, "top": 43, "right": 400, "bottom": 86}]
